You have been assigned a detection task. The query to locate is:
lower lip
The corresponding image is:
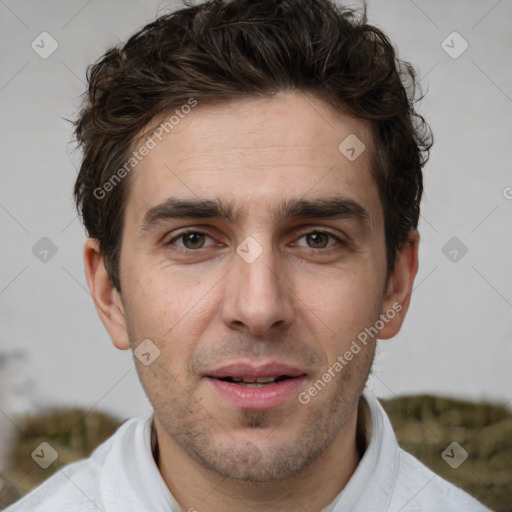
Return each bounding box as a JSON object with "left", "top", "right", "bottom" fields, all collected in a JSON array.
[{"left": 205, "top": 376, "right": 307, "bottom": 410}]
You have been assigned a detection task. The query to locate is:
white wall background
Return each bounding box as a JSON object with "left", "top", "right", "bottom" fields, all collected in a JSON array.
[{"left": 0, "top": 0, "right": 511, "bottom": 425}]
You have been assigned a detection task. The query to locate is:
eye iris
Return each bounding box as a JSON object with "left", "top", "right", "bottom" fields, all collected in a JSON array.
[
  {"left": 183, "top": 233, "right": 205, "bottom": 249},
  {"left": 307, "top": 233, "right": 328, "bottom": 248}
]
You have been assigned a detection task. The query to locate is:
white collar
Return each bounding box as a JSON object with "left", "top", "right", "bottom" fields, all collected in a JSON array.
[{"left": 324, "top": 389, "right": 399, "bottom": 511}]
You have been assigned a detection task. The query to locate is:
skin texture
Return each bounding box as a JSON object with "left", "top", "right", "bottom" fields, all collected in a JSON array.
[{"left": 84, "top": 91, "right": 419, "bottom": 512}]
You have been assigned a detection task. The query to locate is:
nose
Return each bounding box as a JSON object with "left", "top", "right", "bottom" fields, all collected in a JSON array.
[{"left": 221, "top": 237, "right": 295, "bottom": 337}]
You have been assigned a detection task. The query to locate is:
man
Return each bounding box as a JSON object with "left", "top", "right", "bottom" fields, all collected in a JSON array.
[{"left": 6, "top": 0, "right": 491, "bottom": 510}]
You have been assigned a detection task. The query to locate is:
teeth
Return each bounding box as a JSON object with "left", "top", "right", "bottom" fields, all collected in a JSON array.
[
  {"left": 256, "top": 377, "right": 278, "bottom": 383},
  {"left": 240, "top": 376, "right": 277, "bottom": 383},
  {"left": 222, "top": 376, "right": 281, "bottom": 386}
]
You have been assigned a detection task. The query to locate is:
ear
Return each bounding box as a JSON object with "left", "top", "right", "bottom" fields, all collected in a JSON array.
[
  {"left": 378, "top": 230, "right": 420, "bottom": 340},
  {"left": 83, "top": 238, "right": 131, "bottom": 350}
]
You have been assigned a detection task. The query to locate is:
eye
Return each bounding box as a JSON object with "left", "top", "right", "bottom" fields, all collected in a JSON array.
[
  {"left": 167, "top": 231, "right": 216, "bottom": 250},
  {"left": 295, "top": 231, "right": 342, "bottom": 249},
  {"left": 165, "top": 229, "right": 345, "bottom": 254}
]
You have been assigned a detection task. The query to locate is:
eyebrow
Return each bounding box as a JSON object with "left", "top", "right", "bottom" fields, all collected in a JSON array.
[{"left": 140, "top": 195, "right": 370, "bottom": 232}]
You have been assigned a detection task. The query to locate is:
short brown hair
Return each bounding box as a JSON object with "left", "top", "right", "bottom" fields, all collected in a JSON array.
[{"left": 73, "top": 0, "right": 432, "bottom": 292}]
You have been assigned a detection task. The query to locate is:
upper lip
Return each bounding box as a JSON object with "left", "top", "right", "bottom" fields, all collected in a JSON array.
[{"left": 205, "top": 362, "right": 306, "bottom": 379}]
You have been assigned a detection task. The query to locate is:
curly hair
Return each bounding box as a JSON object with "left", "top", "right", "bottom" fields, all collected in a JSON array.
[{"left": 73, "top": 0, "right": 432, "bottom": 292}]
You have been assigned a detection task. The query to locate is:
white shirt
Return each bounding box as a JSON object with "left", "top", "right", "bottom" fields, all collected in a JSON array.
[{"left": 5, "top": 389, "right": 491, "bottom": 512}]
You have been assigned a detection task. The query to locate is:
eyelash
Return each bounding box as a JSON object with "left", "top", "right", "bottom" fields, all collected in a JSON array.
[{"left": 165, "top": 229, "right": 346, "bottom": 254}]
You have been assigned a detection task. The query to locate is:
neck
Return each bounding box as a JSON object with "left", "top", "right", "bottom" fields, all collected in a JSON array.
[{"left": 153, "top": 400, "right": 366, "bottom": 512}]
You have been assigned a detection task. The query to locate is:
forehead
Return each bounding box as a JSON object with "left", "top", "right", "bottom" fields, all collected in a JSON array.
[{"left": 124, "top": 92, "right": 381, "bottom": 230}]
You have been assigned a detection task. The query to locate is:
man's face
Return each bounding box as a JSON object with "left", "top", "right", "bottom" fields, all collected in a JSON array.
[{"left": 103, "top": 92, "right": 399, "bottom": 482}]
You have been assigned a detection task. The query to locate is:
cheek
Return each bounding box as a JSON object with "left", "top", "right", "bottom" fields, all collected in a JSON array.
[
  {"left": 307, "top": 266, "right": 383, "bottom": 319},
  {"left": 124, "top": 261, "right": 191, "bottom": 322},
  {"left": 123, "top": 268, "right": 216, "bottom": 366},
  {"left": 301, "top": 269, "right": 384, "bottom": 354}
]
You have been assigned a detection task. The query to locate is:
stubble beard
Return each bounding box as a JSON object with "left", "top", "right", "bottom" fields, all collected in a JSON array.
[{"left": 150, "top": 357, "right": 373, "bottom": 484}]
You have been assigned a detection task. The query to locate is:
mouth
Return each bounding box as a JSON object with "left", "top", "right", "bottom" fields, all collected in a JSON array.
[
  {"left": 204, "top": 362, "right": 307, "bottom": 410},
  {"left": 216, "top": 375, "right": 294, "bottom": 387}
]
